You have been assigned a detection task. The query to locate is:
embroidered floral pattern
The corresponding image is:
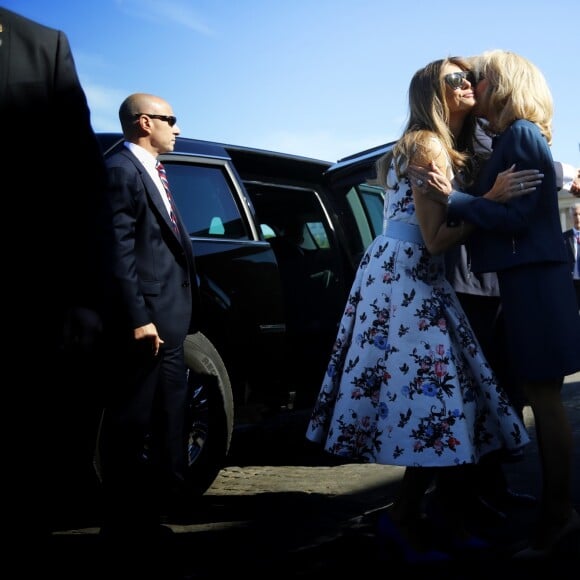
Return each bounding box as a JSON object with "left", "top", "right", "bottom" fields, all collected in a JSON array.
[{"left": 306, "top": 171, "right": 529, "bottom": 467}]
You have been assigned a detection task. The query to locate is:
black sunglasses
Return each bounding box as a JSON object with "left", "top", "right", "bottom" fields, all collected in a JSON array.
[
  {"left": 134, "top": 113, "right": 177, "bottom": 127},
  {"left": 444, "top": 71, "right": 476, "bottom": 90}
]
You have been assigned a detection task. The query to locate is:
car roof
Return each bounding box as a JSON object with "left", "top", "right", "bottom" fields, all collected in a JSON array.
[
  {"left": 97, "top": 133, "right": 331, "bottom": 164},
  {"left": 322, "top": 141, "right": 396, "bottom": 187},
  {"left": 96, "top": 132, "right": 393, "bottom": 188},
  {"left": 96, "top": 132, "right": 334, "bottom": 189},
  {"left": 97, "top": 132, "right": 235, "bottom": 159}
]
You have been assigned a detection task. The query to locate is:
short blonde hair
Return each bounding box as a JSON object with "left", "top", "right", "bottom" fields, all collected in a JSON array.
[{"left": 475, "top": 50, "right": 553, "bottom": 143}]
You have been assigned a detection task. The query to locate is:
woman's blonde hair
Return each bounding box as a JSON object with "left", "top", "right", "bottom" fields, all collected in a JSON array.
[
  {"left": 475, "top": 50, "right": 553, "bottom": 144},
  {"left": 374, "top": 57, "right": 477, "bottom": 188}
]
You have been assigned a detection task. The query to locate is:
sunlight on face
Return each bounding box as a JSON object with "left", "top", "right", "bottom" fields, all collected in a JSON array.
[{"left": 442, "top": 63, "right": 476, "bottom": 115}]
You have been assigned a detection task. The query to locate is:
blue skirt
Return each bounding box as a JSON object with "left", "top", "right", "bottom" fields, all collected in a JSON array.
[{"left": 498, "top": 261, "right": 580, "bottom": 381}]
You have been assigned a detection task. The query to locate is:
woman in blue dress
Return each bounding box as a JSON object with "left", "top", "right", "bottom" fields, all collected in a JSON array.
[
  {"left": 306, "top": 57, "right": 540, "bottom": 561},
  {"left": 410, "top": 50, "right": 580, "bottom": 559}
]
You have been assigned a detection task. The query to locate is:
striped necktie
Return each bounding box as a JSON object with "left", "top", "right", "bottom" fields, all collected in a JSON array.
[{"left": 155, "top": 160, "right": 180, "bottom": 235}]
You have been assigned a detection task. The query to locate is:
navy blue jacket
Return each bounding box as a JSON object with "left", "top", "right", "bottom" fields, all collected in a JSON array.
[
  {"left": 447, "top": 119, "right": 568, "bottom": 273},
  {"left": 103, "top": 147, "right": 200, "bottom": 347}
]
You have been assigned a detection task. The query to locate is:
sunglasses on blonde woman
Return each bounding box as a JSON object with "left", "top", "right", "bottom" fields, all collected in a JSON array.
[{"left": 444, "top": 71, "right": 476, "bottom": 90}]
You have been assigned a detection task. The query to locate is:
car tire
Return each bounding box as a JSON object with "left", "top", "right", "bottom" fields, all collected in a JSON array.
[{"left": 182, "top": 331, "right": 234, "bottom": 496}]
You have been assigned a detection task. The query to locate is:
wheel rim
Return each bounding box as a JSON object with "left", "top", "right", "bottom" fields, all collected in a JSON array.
[{"left": 186, "top": 370, "right": 211, "bottom": 467}]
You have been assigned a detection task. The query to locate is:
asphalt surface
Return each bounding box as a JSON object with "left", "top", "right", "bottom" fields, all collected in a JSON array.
[{"left": 46, "top": 372, "right": 580, "bottom": 578}]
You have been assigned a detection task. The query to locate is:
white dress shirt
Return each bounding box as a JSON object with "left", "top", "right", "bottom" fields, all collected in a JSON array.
[{"left": 124, "top": 141, "right": 174, "bottom": 217}]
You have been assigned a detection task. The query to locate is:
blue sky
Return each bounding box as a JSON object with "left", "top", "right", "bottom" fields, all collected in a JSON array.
[{"left": 5, "top": 0, "right": 579, "bottom": 165}]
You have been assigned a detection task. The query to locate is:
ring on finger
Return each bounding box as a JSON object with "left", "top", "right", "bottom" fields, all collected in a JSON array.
[{"left": 519, "top": 182, "right": 523, "bottom": 191}]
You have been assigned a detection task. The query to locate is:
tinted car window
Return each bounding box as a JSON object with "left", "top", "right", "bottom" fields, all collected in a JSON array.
[
  {"left": 355, "top": 183, "right": 385, "bottom": 239},
  {"left": 166, "top": 162, "right": 250, "bottom": 240}
]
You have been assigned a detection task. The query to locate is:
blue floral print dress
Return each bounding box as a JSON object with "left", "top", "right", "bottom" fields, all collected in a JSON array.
[{"left": 306, "top": 157, "right": 530, "bottom": 467}]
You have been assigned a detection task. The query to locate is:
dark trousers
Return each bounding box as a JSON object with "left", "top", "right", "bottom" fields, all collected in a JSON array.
[
  {"left": 456, "top": 292, "right": 526, "bottom": 498},
  {"left": 456, "top": 292, "right": 525, "bottom": 414},
  {"left": 98, "top": 341, "right": 189, "bottom": 530}
]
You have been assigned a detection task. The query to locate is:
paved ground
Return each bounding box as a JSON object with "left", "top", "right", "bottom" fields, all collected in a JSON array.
[{"left": 46, "top": 373, "right": 580, "bottom": 578}]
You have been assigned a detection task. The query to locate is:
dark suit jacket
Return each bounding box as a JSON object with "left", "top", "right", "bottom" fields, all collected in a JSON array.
[
  {"left": 447, "top": 119, "right": 568, "bottom": 274},
  {"left": 0, "top": 7, "right": 107, "bottom": 322},
  {"left": 1, "top": 7, "right": 109, "bottom": 531},
  {"left": 103, "top": 146, "right": 201, "bottom": 347},
  {"left": 563, "top": 228, "right": 580, "bottom": 280}
]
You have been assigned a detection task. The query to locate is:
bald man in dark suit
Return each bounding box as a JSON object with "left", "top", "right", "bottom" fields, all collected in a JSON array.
[{"left": 97, "top": 93, "right": 201, "bottom": 544}]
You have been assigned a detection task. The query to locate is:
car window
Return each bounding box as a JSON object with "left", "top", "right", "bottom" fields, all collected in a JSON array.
[
  {"left": 304, "top": 221, "right": 330, "bottom": 250},
  {"left": 358, "top": 183, "right": 385, "bottom": 238},
  {"left": 345, "top": 183, "right": 385, "bottom": 248},
  {"left": 245, "top": 184, "right": 334, "bottom": 253},
  {"left": 165, "top": 162, "right": 250, "bottom": 240},
  {"left": 245, "top": 182, "right": 346, "bottom": 327}
]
